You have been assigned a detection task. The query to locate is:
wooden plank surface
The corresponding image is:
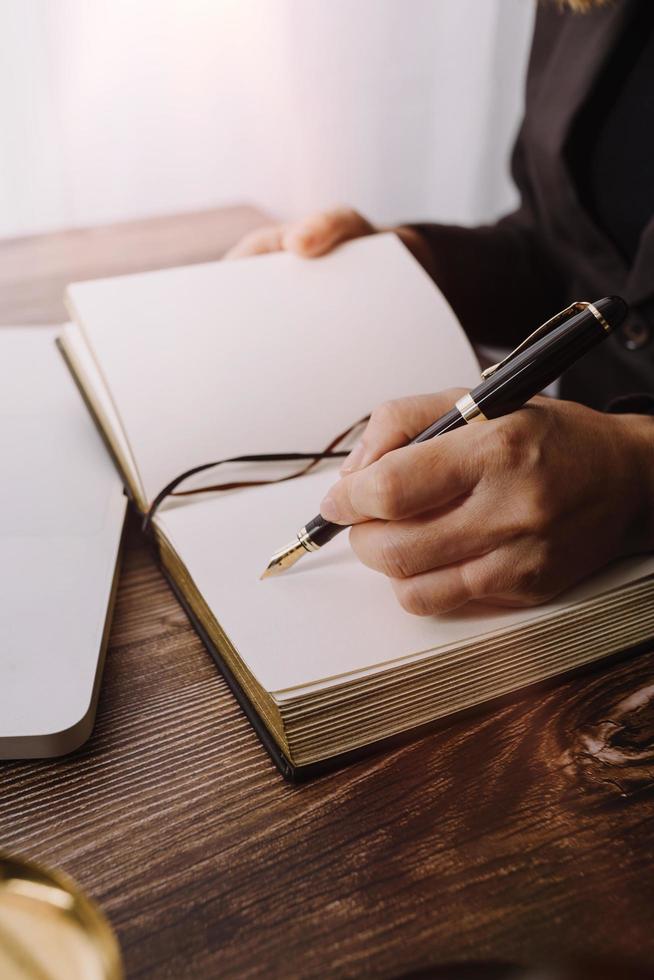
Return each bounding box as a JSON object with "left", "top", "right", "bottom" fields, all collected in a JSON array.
[{"left": 1, "top": 208, "right": 653, "bottom": 980}]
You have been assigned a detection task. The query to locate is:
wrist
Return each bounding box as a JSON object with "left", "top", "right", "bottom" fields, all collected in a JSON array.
[
  {"left": 615, "top": 412, "right": 654, "bottom": 552},
  {"left": 390, "top": 225, "right": 435, "bottom": 276}
]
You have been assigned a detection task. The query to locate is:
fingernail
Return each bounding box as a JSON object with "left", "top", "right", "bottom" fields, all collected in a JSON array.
[
  {"left": 320, "top": 493, "right": 342, "bottom": 523},
  {"left": 340, "top": 440, "right": 366, "bottom": 474}
]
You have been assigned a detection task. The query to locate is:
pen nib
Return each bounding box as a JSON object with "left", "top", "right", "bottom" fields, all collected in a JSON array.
[{"left": 260, "top": 539, "right": 307, "bottom": 579}]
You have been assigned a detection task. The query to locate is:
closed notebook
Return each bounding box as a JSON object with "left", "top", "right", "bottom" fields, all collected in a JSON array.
[
  {"left": 0, "top": 327, "right": 126, "bottom": 757},
  {"left": 57, "top": 235, "right": 654, "bottom": 779}
]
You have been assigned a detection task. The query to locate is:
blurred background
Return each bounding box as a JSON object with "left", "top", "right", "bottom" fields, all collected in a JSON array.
[{"left": 0, "top": 0, "right": 535, "bottom": 240}]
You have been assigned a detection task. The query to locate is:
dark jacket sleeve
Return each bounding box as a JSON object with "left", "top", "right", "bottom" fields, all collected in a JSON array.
[
  {"left": 606, "top": 393, "right": 654, "bottom": 415},
  {"left": 409, "top": 134, "right": 569, "bottom": 350}
]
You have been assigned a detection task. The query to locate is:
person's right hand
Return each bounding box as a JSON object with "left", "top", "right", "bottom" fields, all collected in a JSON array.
[{"left": 223, "top": 205, "right": 432, "bottom": 270}]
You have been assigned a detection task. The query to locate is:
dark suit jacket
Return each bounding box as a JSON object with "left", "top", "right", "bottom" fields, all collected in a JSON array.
[{"left": 413, "top": 0, "right": 653, "bottom": 412}]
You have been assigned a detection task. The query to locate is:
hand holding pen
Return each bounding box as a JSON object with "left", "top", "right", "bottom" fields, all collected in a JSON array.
[{"left": 262, "top": 297, "right": 654, "bottom": 612}]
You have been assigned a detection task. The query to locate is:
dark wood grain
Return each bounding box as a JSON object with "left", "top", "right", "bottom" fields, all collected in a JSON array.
[
  {"left": 0, "top": 205, "right": 266, "bottom": 325},
  {"left": 1, "top": 209, "right": 653, "bottom": 980}
]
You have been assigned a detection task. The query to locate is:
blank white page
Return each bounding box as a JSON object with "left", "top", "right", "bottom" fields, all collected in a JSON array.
[
  {"left": 66, "top": 234, "right": 480, "bottom": 505},
  {"left": 156, "top": 467, "right": 654, "bottom": 695},
  {"left": 0, "top": 328, "right": 126, "bottom": 754}
]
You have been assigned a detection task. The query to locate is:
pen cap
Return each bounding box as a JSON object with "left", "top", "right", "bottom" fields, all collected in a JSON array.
[{"left": 472, "top": 296, "right": 627, "bottom": 418}]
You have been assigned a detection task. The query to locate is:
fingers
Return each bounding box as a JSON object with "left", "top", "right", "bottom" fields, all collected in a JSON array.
[
  {"left": 224, "top": 207, "right": 373, "bottom": 262},
  {"left": 387, "top": 550, "right": 520, "bottom": 617},
  {"left": 340, "top": 389, "right": 465, "bottom": 474},
  {"left": 223, "top": 224, "right": 287, "bottom": 259},
  {"left": 320, "top": 430, "right": 480, "bottom": 525},
  {"left": 282, "top": 207, "right": 373, "bottom": 257},
  {"left": 348, "top": 499, "right": 502, "bottom": 579},
  {"left": 390, "top": 560, "right": 482, "bottom": 616},
  {"left": 383, "top": 543, "right": 557, "bottom": 617}
]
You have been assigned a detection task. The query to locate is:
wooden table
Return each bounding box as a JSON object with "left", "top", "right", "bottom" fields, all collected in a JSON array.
[{"left": 1, "top": 208, "right": 653, "bottom": 980}]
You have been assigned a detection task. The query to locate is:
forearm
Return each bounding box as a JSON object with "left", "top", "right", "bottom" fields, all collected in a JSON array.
[{"left": 620, "top": 412, "right": 654, "bottom": 552}]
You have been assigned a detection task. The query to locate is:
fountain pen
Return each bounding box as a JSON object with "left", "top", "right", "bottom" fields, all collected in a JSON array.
[{"left": 261, "top": 295, "right": 628, "bottom": 579}]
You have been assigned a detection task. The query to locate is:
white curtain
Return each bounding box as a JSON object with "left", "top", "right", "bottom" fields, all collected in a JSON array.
[{"left": 0, "top": 0, "right": 535, "bottom": 240}]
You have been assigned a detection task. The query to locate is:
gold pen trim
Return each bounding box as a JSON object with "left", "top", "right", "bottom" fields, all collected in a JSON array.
[
  {"left": 455, "top": 392, "right": 488, "bottom": 424},
  {"left": 260, "top": 525, "right": 318, "bottom": 578},
  {"left": 298, "top": 526, "right": 321, "bottom": 552},
  {"left": 586, "top": 302, "right": 611, "bottom": 333},
  {"left": 481, "top": 300, "right": 598, "bottom": 379}
]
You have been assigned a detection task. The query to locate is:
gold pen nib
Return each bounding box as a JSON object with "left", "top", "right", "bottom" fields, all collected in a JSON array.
[{"left": 260, "top": 539, "right": 308, "bottom": 579}]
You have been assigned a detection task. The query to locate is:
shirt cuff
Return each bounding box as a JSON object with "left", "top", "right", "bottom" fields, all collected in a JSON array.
[{"left": 605, "top": 394, "right": 654, "bottom": 415}]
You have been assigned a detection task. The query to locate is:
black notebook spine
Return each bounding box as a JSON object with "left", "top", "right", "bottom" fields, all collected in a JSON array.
[
  {"left": 152, "top": 530, "right": 654, "bottom": 783},
  {"left": 151, "top": 532, "right": 463, "bottom": 782},
  {"left": 160, "top": 564, "right": 299, "bottom": 780},
  {"left": 166, "top": 560, "right": 654, "bottom": 785}
]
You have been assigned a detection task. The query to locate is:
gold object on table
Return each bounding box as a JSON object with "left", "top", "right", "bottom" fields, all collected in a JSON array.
[{"left": 0, "top": 854, "right": 123, "bottom": 980}]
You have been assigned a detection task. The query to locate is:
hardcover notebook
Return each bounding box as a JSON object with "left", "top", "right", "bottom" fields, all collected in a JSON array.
[
  {"left": 0, "top": 327, "right": 126, "bottom": 757},
  {"left": 57, "top": 235, "right": 654, "bottom": 779}
]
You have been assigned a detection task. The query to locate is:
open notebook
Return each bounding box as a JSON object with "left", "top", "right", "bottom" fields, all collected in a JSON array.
[{"left": 58, "top": 234, "right": 654, "bottom": 779}]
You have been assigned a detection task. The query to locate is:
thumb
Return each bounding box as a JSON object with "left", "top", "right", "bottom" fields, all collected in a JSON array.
[
  {"left": 282, "top": 207, "right": 373, "bottom": 258},
  {"left": 340, "top": 388, "right": 465, "bottom": 474}
]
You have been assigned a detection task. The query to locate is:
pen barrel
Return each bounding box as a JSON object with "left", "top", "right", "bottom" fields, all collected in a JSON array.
[
  {"left": 411, "top": 406, "right": 468, "bottom": 443},
  {"left": 471, "top": 300, "right": 622, "bottom": 419},
  {"left": 291, "top": 297, "right": 625, "bottom": 564},
  {"left": 301, "top": 407, "right": 467, "bottom": 550}
]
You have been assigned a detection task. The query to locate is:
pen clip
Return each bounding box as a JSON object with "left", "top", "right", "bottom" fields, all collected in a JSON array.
[{"left": 480, "top": 301, "right": 591, "bottom": 379}]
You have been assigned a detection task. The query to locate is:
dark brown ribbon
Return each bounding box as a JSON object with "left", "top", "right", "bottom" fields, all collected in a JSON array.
[{"left": 142, "top": 415, "right": 369, "bottom": 533}]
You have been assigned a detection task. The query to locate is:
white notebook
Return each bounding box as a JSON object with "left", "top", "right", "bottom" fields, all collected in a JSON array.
[
  {"left": 0, "top": 327, "right": 126, "bottom": 757},
  {"left": 57, "top": 235, "right": 654, "bottom": 778}
]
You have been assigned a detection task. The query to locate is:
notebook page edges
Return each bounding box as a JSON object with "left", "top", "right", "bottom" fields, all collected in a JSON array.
[
  {"left": 58, "top": 321, "right": 147, "bottom": 511},
  {"left": 64, "top": 234, "right": 480, "bottom": 508},
  {"left": 154, "top": 466, "right": 654, "bottom": 696},
  {"left": 276, "top": 578, "right": 654, "bottom": 710}
]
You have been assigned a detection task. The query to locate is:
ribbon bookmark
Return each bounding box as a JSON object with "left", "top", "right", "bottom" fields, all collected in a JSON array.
[{"left": 142, "top": 415, "right": 370, "bottom": 533}]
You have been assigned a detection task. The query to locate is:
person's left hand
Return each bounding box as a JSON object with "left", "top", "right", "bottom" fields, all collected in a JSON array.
[{"left": 319, "top": 390, "right": 653, "bottom": 615}]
